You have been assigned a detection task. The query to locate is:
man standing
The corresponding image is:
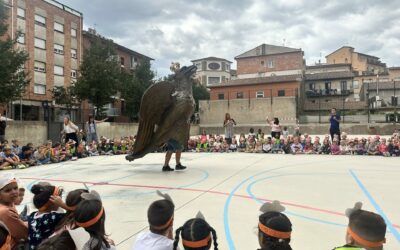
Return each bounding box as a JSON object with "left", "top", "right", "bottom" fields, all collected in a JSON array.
[
  {"left": 329, "top": 108, "right": 341, "bottom": 144},
  {"left": 0, "top": 108, "right": 7, "bottom": 143}
]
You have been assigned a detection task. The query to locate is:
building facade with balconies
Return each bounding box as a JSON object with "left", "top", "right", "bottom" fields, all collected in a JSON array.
[
  {"left": 3, "top": 0, "right": 83, "bottom": 120},
  {"left": 191, "top": 57, "right": 232, "bottom": 86},
  {"left": 81, "top": 29, "right": 153, "bottom": 122},
  {"left": 302, "top": 64, "right": 369, "bottom": 112}
]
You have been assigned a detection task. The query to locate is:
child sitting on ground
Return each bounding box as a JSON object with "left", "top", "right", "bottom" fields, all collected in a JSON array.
[
  {"left": 262, "top": 137, "right": 272, "bottom": 153},
  {"left": 321, "top": 138, "right": 331, "bottom": 155},
  {"left": 333, "top": 202, "right": 386, "bottom": 250},
  {"left": 330, "top": 138, "right": 341, "bottom": 155},
  {"left": 290, "top": 137, "right": 303, "bottom": 154},
  {"left": 313, "top": 136, "right": 322, "bottom": 154},
  {"left": 132, "top": 191, "right": 175, "bottom": 250},
  {"left": 303, "top": 137, "right": 314, "bottom": 154},
  {"left": 367, "top": 138, "right": 380, "bottom": 156},
  {"left": 173, "top": 212, "right": 218, "bottom": 250},
  {"left": 28, "top": 183, "right": 68, "bottom": 249},
  {"left": 258, "top": 201, "right": 293, "bottom": 250},
  {"left": 378, "top": 138, "right": 390, "bottom": 157}
]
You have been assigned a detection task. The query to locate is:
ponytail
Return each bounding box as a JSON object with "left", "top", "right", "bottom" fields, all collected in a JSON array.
[
  {"left": 210, "top": 227, "right": 218, "bottom": 250},
  {"left": 173, "top": 227, "right": 183, "bottom": 250}
]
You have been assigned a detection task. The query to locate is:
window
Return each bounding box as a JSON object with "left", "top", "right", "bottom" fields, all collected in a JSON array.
[
  {"left": 256, "top": 91, "right": 264, "bottom": 98},
  {"left": 71, "top": 28, "right": 77, "bottom": 37},
  {"left": 120, "top": 57, "right": 125, "bottom": 66},
  {"left": 208, "top": 77, "right": 220, "bottom": 85},
  {"left": 309, "top": 83, "right": 315, "bottom": 90},
  {"left": 54, "top": 65, "right": 64, "bottom": 76},
  {"left": 17, "top": 33, "right": 25, "bottom": 44},
  {"left": 353, "top": 80, "right": 359, "bottom": 89},
  {"left": 278, "top": 90, "right": 285, "bottom": 97},
  {"left": 261, "top": 61, "right": 265, "bottom": 66},
  {"left": 34, "top": 83, "right": 46, "bottom": 95},
  {"left": 34, "top": 14, "right": 46, "bottom": 26},
  {"left": 17, "top": 8, "right": 25, "bottom": 19},
  {"left": 218, "top": 93, "right": 224, "bottom": 100},
  {"left": 325, "top": 81, "right": 331, "bottom": 90},
  {"left": 54, "top": 22, "right": 64, "bottom": 33},
  {"left": 341, "top": 81, "right": 347, "bottom": 91},
  {"left": 34, "top": 61, "right": 46, "bottom": 72},
  {"left": 71, "top": 49, "right": 77, "bottom": 59},
  {"left": 237, "top": 92, "right": 244, "bottom": 99},
  {"left": 267, "top": 60, "right": 274, "bottom": 68},
  {"left": 34, "top": 38, "right": 46, "bottom": 49},
  {"left": 71, "top": 69, "right": 77, "bottom": 78},
  {"left": 54, "top": 44, "right": 64, "bottom": 55}
]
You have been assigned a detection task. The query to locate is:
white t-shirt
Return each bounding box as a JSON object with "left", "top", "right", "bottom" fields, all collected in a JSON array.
[{"left": 132, "top": 231, "right": 174, "bottom": 250}]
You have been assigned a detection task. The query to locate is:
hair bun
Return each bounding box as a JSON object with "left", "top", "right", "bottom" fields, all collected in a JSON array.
[{"left": 31, "top": 184, "right": 44, "bottom": 195}]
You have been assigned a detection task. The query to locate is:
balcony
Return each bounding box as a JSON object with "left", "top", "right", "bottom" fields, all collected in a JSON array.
[{"left": 306, "top": 88, "right": 354, "bottom": 98}]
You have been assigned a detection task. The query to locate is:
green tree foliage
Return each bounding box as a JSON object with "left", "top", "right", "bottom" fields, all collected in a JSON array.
[
  {"left": 192, "top": 80, "right": 210, "bottom": 111},
  {"left": 51, "top": 86, "right": 79, "bottom": 115},
  {"left": 0, "top": 2, "right": 29, "bottom": 105},
  {"left": 73, "top": 36, "right": 121, "bottom": 118},
  {"left": 121, "top": 61, "right": 155, "bottom": 120}
]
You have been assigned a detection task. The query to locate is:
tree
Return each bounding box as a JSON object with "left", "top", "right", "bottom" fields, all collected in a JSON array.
[
  {"left": 0, "top": 2, "right": 29, "bottom": 105},
  {"left": 73, "top": 36, "right": 121, "bottom": 118},
  {"left": 121, "top": 61, "right": 155, "bottom": 120},
  {"left": 51, "top": 86, "right": 79, "bottom": 115},
  {"left": 192, "top": 80, "right": 210, "bottom": 111}
]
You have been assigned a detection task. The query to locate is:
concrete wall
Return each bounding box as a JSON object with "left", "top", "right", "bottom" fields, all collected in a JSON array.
[
  {"left": 4, "top": 121, "right": 48, "bottom": 145},
  {"left": 199, "top": 123, "right": 399, "bottom": 136},
  {"left": 199, "top": 97, "right": 297, "bottom": 125},
  {"left": 4, "top": 122, "right": 200, "bottom": 145}
]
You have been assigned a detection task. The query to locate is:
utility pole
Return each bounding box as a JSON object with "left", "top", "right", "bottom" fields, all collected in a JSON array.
[
  {"left": 366, "top": 80, "right": 370, "bottom": 124},
  {"left": 394, "top": 80, "right": 397, "bottom": 123}
]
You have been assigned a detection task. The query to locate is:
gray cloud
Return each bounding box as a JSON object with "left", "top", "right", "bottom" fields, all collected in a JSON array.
[{"left": 63, "top": 0, "right": 400, "bottom": 77}]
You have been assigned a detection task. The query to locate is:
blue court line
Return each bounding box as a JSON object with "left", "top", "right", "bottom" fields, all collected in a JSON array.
[
  {"left": 223, "top": 160, "right": 323, "bottom": 250},
  {"left": 349, "top": 169, "right": 400, "bottom": 243},
  {"left": 246, "top": 173, "right": 347, "bottom": 227}
]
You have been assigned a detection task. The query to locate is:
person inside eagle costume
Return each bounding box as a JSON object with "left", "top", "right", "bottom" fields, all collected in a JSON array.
[{"left": 126, "top": 62, "right": 197, "bottom": 171}]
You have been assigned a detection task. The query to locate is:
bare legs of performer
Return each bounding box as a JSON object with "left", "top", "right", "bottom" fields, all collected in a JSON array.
[{"left": 162, "top": 150, "right": 186, "bottom": 171}]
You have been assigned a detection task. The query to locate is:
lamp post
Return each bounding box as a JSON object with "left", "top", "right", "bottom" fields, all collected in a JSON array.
[
  {"left": 42, "top": 101, "right": 50, "bottom": 139},
  {"left": 366, "top": 80, "right": 370, "bottom": 124}
]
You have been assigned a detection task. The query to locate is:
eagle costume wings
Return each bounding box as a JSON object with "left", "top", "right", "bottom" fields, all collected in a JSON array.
[{"left": 126, "top": 65, "right": 197, "bottom": 161}]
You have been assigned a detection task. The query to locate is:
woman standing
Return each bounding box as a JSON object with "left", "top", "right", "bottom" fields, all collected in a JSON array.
[
  {"left": 223, "top": 113, "right": 236, "bottom": 145},
  {"left": 85, "top": 116, "right": 108, "bottom": 144},
  {"left": 62, "top": 116, "right": 79, "bottom": 147},
  {"left": 266, "top": 117, "right": 282, "bottom": 139}
]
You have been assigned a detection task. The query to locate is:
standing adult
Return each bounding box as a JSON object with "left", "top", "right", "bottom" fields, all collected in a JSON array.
[
  {"left": 62, "top": 116, "right": 79, "bottom": 147},
  {"left": 329, "top": 108, "right": 341, "bottom": 144},
  {"left": 0, "top": 108, "right": 9, "bottom": 143},
  {"left": 85, "top": 115, "right": 108, "bottom": 144},
  {"left": 223, "top": 113, "right": 236, "bottom": 144},
  {"left": 0, "top": 174, "right": 28, "bottom": 249},
  {"left": 266, "top": 117, "right": 282, "bottom": 139}
]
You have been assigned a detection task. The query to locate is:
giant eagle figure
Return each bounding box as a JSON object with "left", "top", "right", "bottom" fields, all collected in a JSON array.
[{"left": 126, "top": 63, "right": 197, "bottom": 162}]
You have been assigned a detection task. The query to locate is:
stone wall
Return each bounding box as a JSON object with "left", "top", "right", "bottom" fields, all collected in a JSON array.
[{"left": 199, "top": 97, "right": 297, "bottom": 125}]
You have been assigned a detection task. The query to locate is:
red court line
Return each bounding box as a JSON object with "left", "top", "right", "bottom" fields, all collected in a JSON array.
[{"left": 20, "top": 177, "right": 400, "bottom": 229}]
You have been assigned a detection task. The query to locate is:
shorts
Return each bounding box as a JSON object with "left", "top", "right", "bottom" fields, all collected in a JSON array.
[{"left": 166, "top": 139, "right": 183, "bottom": 152}]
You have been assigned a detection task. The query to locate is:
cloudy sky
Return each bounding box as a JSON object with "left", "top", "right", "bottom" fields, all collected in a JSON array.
[{"left": 63, "top": 0, "right": 400, "bottom": 78}]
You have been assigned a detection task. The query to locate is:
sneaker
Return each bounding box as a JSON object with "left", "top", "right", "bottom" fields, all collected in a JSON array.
[
  {"left": 125, "top": 155, "right": 135, "bottom": 162},
  {"left": 175, "top": 164, "right": 187, "bottom": 170},
  {"left": 162, "top": 165, "right": 174, "bottom": 172}
]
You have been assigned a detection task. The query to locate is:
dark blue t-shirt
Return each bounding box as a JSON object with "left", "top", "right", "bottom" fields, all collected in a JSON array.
[{"left": 330, "top": 114, "right": 340, "bottom": 130}]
